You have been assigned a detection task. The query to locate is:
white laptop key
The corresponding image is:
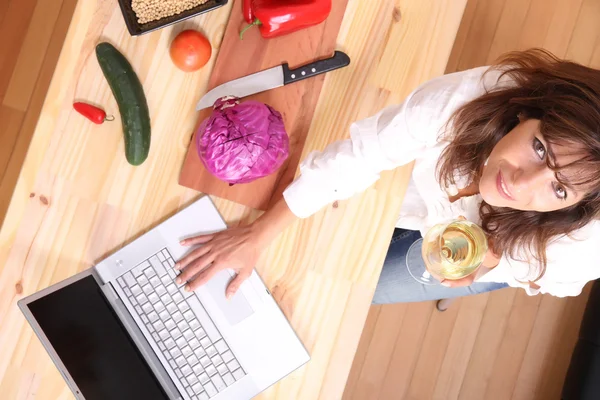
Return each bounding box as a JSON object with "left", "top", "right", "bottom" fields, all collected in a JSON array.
[
  {"left": 216, "top": 363, "right": 228, "bottom": 376},
  {"left": 148, "top": 293, "right": 160, "bottom": 304},
  {"left": 200, "top": 356, "right": 211, "bottom": 367},
  {"left": 212, "top": 374, "right": 226, "bottom": 392},
  {"left": 166, "top": 302, "right": 178, "bottom": 314},
  {"left": 200, "top": 337, "right": 211, "bottom": 348},
  {"left": 206, "top": 346, "right": 217, "bottom": 358},
  {"left": 192, "top": 382, "right": 203, "bottom": 394},
  {"left": 187, "top": 373, "right": 199, "bottom": 386},
  {"left": 131, "top": 262, "right": 148, "bottom": 276},
  {"left": 212, "top": 355, "right": 223, "bottom": 366},
  {"left": 214, "top": 340, "right": 227, "bottom": 354},
  {"left": 199, "top": 372, "right": 210, "bottom": 385},
  {"left": 131, "top": 284, "right": 142, "bottom": 296},
  {"left": 223, "top": 373, "right": 234, "bottom": 386},
  {"left": 123, "top": 273, "right": 136, "bottom": 287},
  {"left": 194, "top": 347, "right": 206, "bottom": 359},
  {"left": 175, "top": 336, "right": 186, "bottom": 349},
  {"left": 187, "top": 354, "right": 198, "bottom": 366},
  {"left": 138, "top": 275, "right": 149, "bottom": 287},
  {"left": 205, "top": 382, "right": 218, "bottom": 397},
  {"left": 148, "top": 308, "right": 158, "bottom": 323},
  {"left": 159, "top": 295, "right": 170, "bottom": 306},
  {"left": 183, "top": 330, "right": 195, "bottom": 341},
  {"left": 164, "top": 337, "right": 176, "bottom": 349},
  {"left": 154, "top": 320, "right": 165, "bottom": 332},
  {"left": 181, "top": 364, "right": 192, "bottom": 377},
  {"left": 189, "top": 337, "right": 200, "bottom": 350},
  {"left": 144, "top": 268, "right": 156, "bottom": 279},
  {"left": 150, "top": 276, "right": 161, "bottom": 287},
  {"left": 189, "top": 318, "right": 200, "bottom": 331},
  {"left": 232, "top": 368, "right": 245, "bottom": 381},
  {"left": 221, "top": 350, "right": 233, "bottom": 363},
  {"left": 150, "top": 256, "right": 167, "bottom": 276},
  {"left": 205, "top": 364, "right": 217, "bottom": 377},
  {"left": 227, "top": 359, "right": 239, "bottom": 371},
  {"left": 181, "top": 346, "right": 193, "bottom": 358},
  {"left": 172, "top": 292, "right": 184, "bottom": 304},
  {"left": 193, "top": 363, "right": 204, "bottom": 376},
  {"left": 159, "top": 310, "right": 170, "bottom": 322},
  {"left": 173, "top": 311, "right": 184, "bottom": 323},
  {"left": 170, "top": 347, "right": 182, "bottom": 359}
]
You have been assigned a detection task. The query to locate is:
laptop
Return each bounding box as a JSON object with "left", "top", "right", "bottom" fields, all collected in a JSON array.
[{"left": 18, "top": 196, "right": 309, "bottom": 400}]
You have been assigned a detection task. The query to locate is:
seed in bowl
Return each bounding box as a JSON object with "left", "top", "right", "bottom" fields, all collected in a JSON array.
[{"left": 131, "top": 0, "right": 209, "bottom": 24}]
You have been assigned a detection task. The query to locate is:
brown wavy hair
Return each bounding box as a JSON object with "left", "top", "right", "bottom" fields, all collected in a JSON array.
[{"left": 437, "top": 48, "right": 600, "bottom": 280}]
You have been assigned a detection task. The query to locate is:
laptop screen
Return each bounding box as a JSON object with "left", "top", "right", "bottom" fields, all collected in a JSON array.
[{"left": 28, "top": 275, "right": 168, "bottom": 400}]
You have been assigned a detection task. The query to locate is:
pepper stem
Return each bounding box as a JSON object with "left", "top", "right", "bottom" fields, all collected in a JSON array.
[{"left": 239, "top": 19, "right": 262, "bottom": 40}]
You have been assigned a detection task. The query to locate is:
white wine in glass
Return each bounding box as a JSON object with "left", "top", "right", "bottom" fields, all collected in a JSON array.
[{"left": 406, "top": 220, "right": 488, "bottom": 285}]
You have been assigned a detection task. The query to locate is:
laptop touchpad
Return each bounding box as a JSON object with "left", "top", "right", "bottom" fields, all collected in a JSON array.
[{"left": 203, "top": 270, "right": 254, "bottom": 325}]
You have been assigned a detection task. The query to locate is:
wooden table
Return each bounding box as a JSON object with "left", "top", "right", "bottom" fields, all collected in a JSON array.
[{"left": 0, "top": 1, "right": 466, "bottom": 398}]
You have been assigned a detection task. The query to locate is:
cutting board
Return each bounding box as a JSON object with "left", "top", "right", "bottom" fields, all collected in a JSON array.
[{"left": 179, "top": 0, "right": 349, "bottom": 210}]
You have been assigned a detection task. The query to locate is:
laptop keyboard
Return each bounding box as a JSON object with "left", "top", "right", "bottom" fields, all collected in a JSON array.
[{"left": 116, "top": 248, "right": 246, "bottom": 399}]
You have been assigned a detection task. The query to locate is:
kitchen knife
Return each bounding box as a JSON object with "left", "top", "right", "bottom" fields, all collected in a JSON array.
[{"left": 195, "top": 50, "right": 351, "bottom": 111}]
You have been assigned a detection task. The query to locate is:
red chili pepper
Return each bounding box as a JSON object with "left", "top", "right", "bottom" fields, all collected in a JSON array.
[
  {"left": 239, "top": 0, "right": 332, "bottom": 40},
  {"left": 242, "top": 0, "right": 254, "bottom": 23},
  {"left": 73, "top": 102, "right": 114, "bottom": 124}
]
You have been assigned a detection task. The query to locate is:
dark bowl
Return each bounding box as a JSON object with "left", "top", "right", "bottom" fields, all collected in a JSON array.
[{"left": 117, "top": 0, "right": 229, "bottom": 36}]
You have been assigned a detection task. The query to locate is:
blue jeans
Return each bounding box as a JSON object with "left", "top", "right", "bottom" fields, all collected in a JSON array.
[{"left": 372, "top": 228, "right": 508, "bottom": 304}]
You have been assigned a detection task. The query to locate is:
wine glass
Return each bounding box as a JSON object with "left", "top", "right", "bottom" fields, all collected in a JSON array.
[{"left": 406, "top": 219, "right": 488, "bottom": 285}]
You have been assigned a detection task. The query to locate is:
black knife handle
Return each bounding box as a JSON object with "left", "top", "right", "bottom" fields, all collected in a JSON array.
[{"left": 282, "top": 51, "right": 351, "bottom": 85}]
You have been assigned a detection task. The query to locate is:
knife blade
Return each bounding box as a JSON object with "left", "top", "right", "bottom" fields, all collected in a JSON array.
[{"left": 195, "top": 50, "right": 351, "bottom": 111}]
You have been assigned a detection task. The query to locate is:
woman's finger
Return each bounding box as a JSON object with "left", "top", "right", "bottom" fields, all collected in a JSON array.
[
  {"left": 440, "top": 274, "right": 475, "bottom": 288},
  {"left": 180, "top": 234, "right": 215, "bottom": 246},
  {"left": 176, "top": 252, "right": 215, "bottom": 284},
  {"left": 175, "top": 245, "right": 211, "bottom": 271},
  {"left": 185, "top": 263, "right": 222, "bottom": 291},
  {"left": 226, "top": 270, "right": 251, "bottom": 299}
]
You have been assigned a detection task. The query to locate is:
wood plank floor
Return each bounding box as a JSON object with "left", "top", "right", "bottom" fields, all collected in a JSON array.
[
  {"left": 0, "top": 0, "right": 76, "bottom": 229},
  {"left": 1, "top": 1, "right": 598, "bottom": 399},
  {"left": 342, "top": 0, "right": 599, "bottom": 399}
]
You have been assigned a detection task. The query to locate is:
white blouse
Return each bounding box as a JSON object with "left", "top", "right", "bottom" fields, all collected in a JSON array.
[{"left": 283, "top": 66, "right": 600, "bottom": 298}]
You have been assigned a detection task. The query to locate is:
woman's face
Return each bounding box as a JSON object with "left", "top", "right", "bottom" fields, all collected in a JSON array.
[{"left": 479, "top": 118, "right": 586, "bottom": 212}]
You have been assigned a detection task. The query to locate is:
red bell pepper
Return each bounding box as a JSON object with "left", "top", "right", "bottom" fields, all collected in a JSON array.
[
  {"left": 240, "top": 0, "right": 332, "bottom": 40},
  {"left": 242, "top": 0, "right": 254, "bottom": 23}
]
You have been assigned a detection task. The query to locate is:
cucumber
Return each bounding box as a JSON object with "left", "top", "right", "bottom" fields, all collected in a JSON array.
[{"left": 96, "top": 42, "right": 151, "bottom": 166}]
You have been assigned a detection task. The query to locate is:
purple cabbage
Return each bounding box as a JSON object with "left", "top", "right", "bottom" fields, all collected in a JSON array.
[{"left": 196, "top": 96, "right": 289, "bottom": 185}]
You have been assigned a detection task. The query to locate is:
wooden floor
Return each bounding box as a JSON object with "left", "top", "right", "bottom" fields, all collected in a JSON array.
[
  {"left": 343, "top": 0, "right": 600, "bottom": 399},
  {"left": 0, "top": 0, "right": 75, "bottom": 229},
  {"left": 1, "top": 1, "right": 599, "bottom": 400}
]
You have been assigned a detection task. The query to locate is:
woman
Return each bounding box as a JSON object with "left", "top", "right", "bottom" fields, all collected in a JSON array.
[{"left": 175, "top": 49, "right": 600, "bottom": 304}]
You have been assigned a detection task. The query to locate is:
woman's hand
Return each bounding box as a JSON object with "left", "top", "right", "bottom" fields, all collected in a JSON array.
[
  {"left": 175, "top": 225, "right": 264, "bottom": 298},
  {"left": 175, "top": 197, "right": 297, "bottom": 298}
]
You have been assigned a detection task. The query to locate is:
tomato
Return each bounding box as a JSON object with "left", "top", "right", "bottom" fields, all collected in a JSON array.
[{"left": 169, "top": 30, "right": 212, "bottom": 72}]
